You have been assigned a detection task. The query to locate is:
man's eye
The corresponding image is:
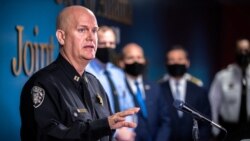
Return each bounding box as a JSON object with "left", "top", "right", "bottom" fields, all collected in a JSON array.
[
  {"left": 92, "top": 28, "right": 98, "bottom": 34},
  {"left": 98, "top": 42, "right": 105, "bottom": 46},
  {"left": 78, "top": 28, "right": 87, "bottom": 33}
]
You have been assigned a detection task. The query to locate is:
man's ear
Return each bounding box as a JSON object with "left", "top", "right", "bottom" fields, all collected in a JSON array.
[
  {"left": 56, "top": 29, "right": 65, "bottom": 45},
  {"left": 119, "top": 60, "right": 125, "bottom": 69}
]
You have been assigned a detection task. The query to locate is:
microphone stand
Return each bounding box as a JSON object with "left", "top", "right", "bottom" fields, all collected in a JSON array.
[
  {"left": 173, "top": 99, "right": 228, "bottom": 140},
  {"left": 192, "top": 117, "right": 199, "bottom": 141}
]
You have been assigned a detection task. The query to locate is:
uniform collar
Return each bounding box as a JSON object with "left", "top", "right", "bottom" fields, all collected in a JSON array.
[
  {"left": 169, "top": 76, "right": 186, "bottom": 86},
  {"left": 89, "top": 59, "right": 116, "bottom": 73},
  {"left": 56, "top": 54, "right": 85, "bottom": 86},
  {"left": 126, "top": 75, "right": 143, "bottom": 84}
]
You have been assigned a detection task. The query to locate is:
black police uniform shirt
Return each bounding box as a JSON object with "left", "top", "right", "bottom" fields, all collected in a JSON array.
[{"left": 20, "top": 54, "right": 114, "bottom": 141}]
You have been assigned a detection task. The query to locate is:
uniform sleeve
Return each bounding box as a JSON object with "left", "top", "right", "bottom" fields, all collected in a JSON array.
[
  {"left": 208, "top": 74, "right": 222, "bottom": 136},
  {"left": 47, "top": 117, "right": 112, "bottom": 140},
  {"left": 30, "top": 82, "right": 112, "bottom": 140}
]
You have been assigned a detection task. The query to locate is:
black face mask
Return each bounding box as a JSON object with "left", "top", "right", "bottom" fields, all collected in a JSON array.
[
  {"left": 124, "top": 62, "right": 146, "bottom": 77},
  {"left": 166, "top": 64, "right": 187, "bottom": 77},
  {"left": 95, "top": 48, "right": 115, "bottom": 64},
  {"left": 236, "top": 52, "right": 250, "bottom": 68}
]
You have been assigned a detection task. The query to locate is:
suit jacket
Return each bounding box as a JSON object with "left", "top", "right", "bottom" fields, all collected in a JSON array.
[
  {"left": 160, "top": 80, "right": 211, "bottom": 141},
  {"left": 126, "top": 78, "right": 170, "bottom": 141}
]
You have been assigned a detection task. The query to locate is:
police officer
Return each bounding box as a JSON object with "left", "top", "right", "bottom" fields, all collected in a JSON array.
[
  {"left": 20, "top": 6, "right": 139, "bottom": 141},
  {"left": 86, "top": 26, "right": 136, "bottom": 140},
  {"left": 209, "top": 38, "right": 250, "bottom": 141}
]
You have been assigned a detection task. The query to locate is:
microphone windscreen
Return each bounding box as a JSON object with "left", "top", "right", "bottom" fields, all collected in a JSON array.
[{"left": 173, "top": 99, "right": 184, "bottom": 110}]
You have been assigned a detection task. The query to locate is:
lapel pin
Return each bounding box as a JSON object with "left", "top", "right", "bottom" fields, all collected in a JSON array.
[
  {"left": 145, "top": 84, "right": 150, "bottom": 90},
  {"left": 74, "top": 76, "right": 80, "bottom": 82},
  {"left": 96, "top": 93, "right": 103, "bottom": 106}
]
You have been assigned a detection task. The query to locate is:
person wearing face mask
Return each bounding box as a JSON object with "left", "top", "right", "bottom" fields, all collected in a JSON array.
[
  {"left": 94, "top": 26, "right": 119, "bottom": 66},
  {"left": 159, "top": 46, "right": 211, "bottom": 141},
  {"left": 120, "top": 43, "right": 171, "bottom": 141},
  {"left": 158, "top": 45, "right": 204, "bottom": 87},
  {"left": 86, "top": 26, "right": 136, "bottom": 141},
  {"left": 209, "top": 38, "right": 250, "bottom": 141}
]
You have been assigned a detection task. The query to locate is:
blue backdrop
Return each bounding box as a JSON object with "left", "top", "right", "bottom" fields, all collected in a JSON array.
[{"left": 0, "top": 1, "right": 63, "bottom": 140}]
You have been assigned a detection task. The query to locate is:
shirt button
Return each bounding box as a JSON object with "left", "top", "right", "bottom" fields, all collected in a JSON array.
[{"left": 73, "top": 112, "right": 78, "bottom": 117}]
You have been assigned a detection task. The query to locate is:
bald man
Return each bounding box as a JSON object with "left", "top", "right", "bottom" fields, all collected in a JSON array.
[
  {"left": 20, "top": 6, "right": 139, "bottom": 141},
  {"left": 120, "top": 43, "right": 170, "bottom": 141}
]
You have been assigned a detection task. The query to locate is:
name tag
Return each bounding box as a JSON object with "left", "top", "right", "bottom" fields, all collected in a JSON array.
[{"left": 77, "top": 108, "right": 88, "bottom": 113}]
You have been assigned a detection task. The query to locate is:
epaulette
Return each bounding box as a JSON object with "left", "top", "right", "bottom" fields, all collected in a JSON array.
[{"left": 187, "top": 75, "right": 203, "bottom": 87}]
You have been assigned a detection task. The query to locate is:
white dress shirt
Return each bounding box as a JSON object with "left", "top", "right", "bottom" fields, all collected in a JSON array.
[
  {"left": 126, "top": 75, "right": 146, "bottom": 99},
  {"left": 86, "top": 59, "right": 134, "bottom": 113},
  {"left": 169, "top": 77, "right": 187, "bottom": 102}
]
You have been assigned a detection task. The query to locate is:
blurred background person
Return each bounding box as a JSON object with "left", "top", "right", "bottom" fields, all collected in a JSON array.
[
  {"left": 209, "top": 38, "right": 250, "bottom": 141},
  {"left": 86, "top": 26, "right": 135, "bottom": 141},
  {"left": 159, "top": 46, "right": 211, "bottom": 141},
  {"left": 158, "top": 45, "right": 203, "bottom": 87},
  {"left": 120, "top": 43, "right": 171, "bottom": 141}
]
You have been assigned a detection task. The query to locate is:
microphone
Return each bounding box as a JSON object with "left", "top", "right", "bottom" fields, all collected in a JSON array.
[{"left": 173, "top": 99, "right": 227, "bottom": 133}]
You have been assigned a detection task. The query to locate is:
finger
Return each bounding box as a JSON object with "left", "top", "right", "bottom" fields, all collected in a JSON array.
[
  {"left": 130, "top": 107, "right": 140, "bottom": 112},
  {"left": 119, "top": 107, "right": 140, "bottom": 117},
  {"left": 114, "top": 116, "right": 125, "bottom": 123},
  {"left": 122, "top": 121, "right": 137, "bottom": 128},
  {"left": 112, "top": 121, "right": 137, "bottom": 129}
]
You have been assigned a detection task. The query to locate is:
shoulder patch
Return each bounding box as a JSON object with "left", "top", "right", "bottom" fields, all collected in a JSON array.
[{"left": 31, "top": 86, "right": 45, "bottom": 108}]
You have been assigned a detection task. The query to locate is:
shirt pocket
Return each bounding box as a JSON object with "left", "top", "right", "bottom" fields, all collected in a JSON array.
[{"left": 221, "top": 82, "right": 240, "bottom": 104}]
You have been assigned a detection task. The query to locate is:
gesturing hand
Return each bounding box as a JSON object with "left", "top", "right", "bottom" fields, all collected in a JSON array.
[
  {"left": 115, "top": 127, "right": 136, "bottom": 141},
  {"left": 108, "top": 107, "right": 140, "bottom": 129}
]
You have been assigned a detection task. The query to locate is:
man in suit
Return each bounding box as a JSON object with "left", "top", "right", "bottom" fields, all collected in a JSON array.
[
  {"left": 159, "top": 46, "right": 211, "bottom": 141},
  {"left": 119, "top": 43, "right": 170, "bottom": 141},
  {"left": 158, "top": 45, "right": 204, "bottom": 87}
]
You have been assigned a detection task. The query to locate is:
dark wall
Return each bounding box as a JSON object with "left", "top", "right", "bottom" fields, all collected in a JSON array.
[
  {"left": 219, "top": 4, "right": 250, "bottom": 68},
  {"left": 148, "top": 0, "right": 250, "bottom": 88},
  {"left": 98, "top": 0, "right": 250, "bottom": 88},
  {"left": 97, "top": 0, "right": 168, "bottom": 82},
  {"left": 160, "top": 1, "right": 221, "bottom": 87}
]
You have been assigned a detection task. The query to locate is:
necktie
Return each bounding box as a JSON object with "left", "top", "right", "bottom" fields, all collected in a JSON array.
[
  {"left": 239, "top": 69, "right": 247, "bottom": 123},
  {"left": 175, "top": 81, "right": 183, "bottom": 117},
  {"left": 135, "top": 81, "right": 148, "bottom": 118},
  {"left": 104, "top": 70, "right": 120, "bottom": 113},
  {"left": 175, "top": 81, "right": 181, "bottom": 99},
  {"left": 81, "top": 75, "right": 94, "bottom": 116}
]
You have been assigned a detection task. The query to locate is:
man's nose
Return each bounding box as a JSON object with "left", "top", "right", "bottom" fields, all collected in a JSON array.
[{"left": 86, "top": 31, "right": 95, "bottom": 41}]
